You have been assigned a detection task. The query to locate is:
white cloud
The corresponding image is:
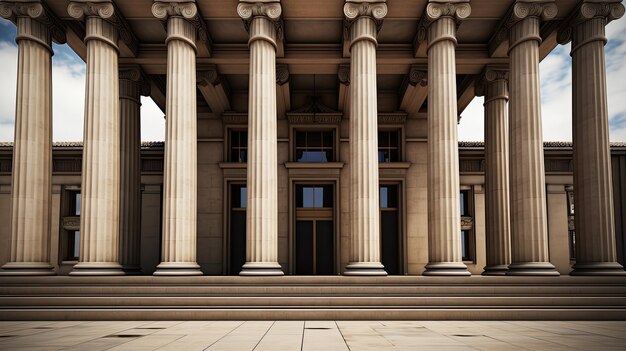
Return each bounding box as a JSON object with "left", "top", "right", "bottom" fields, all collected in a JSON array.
[
  {"left": 457, "top": 97, "right": 484, "bottom": 141},
  {"left": 141, "top": 97, "right": 165, "bottom": 141}
]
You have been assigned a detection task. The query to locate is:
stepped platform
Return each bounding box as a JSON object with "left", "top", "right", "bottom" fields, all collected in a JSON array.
[{"left": 1, "top": 276, "right": 625, "bottom": 320}]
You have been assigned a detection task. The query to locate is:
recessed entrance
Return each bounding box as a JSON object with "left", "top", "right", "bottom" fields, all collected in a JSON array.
[
  {"left": 295, "top": 184, "right": 334, "bottom": 275},
  {"left": 380, "top": 184, "right": 401, "bottom": 275},
  {"left": 229, "top": 184, "right": 246, "bottom": 275}
]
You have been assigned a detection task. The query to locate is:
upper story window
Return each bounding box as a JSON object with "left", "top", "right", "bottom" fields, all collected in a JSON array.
[
  {"left": 378, "top": 130, "right": 400, "bottom": 162},
  {"left": 229, "top": 130, "right": 247, "bottom": 162},
  {"left": 296, "top": 185, "right": 333, "bottom": 208},
  {"left": 460, "top": 189, "right": 473, "bottom": 262},
  {"left": 62, "top": 189, "right": 81, "bottom": 261},
  {"left": 295, "top": 130, "right": 334, "bottom": 162}
]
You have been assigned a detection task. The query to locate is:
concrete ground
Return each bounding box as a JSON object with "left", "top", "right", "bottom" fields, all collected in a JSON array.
[{"left": 0, "top": 321, "right": 625, "bottom": 351}]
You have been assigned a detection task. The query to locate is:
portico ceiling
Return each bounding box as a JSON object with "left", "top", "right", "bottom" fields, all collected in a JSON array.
[{"left": 42, "top": 0, "right": 582, "bottom": 114}]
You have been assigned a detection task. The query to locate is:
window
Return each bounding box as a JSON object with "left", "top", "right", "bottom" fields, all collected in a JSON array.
[
  {"left": 296, "top": 185, "right": 333, "bottom": 208},
  {"left": 295, "top": 130, "right": 334, "bottom": 162},
  {"left": 62, "top": 190, "right": 81, "bottom": 261},
  {"left": 460, "top": 189, "right": 473, "bottom": 262},
  {"left": 378, "top": 130, "right": 400, "bottom": 162},
  {"left": 380, "top": 184, "right": 401, "bottom": 275},
  {"left": 229, "top": 130, "right": 247, "bottom": 162},
  {"left": 229, "top": 184, "right": 247, "bottom": 275},
  {"left": 567, "top": 188, "right": 575, "bottom": 261}
]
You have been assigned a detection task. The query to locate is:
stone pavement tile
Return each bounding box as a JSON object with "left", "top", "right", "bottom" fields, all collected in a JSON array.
[
  {"left": 62, "top": 334, "right": 142, "bottom": 351},
  {"left": 395, "top": 346, "right": 477, "bottom": 351},
  {"left": 556, "top": 321, "right": 626, "bottom": 339},
  {"left": 302, "top": 321, "right": 349, "bottom": 351},
  {"left": 254, "top": 321, "right": 304, "bottom": 351},
  {"left": 488, "top": 335, "right": 574, "bottom": 351},
  {"left": 535, "top": 334, "right": 626, "bottom": 350},
  {"left": 105, "top": 334, "right": 185, "bottom": 351},
  {"left": 206, "top": 320, "right": 274, "bottom": 351},
  {"left": 155, "top": 321, "right": 243, "bottom": 350},
  {"left": 448, "top": 335, "right": 528, "bottom": 351},
  {"left": 337, "top": 321, "right": 397, "bottom": 351}
]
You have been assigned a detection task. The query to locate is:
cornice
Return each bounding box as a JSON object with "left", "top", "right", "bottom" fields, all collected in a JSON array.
[
  {"left": 0, "top": 0, "right": 66, "bottom": 44},
  {"left": 557, "top": 0, "right": 625, "bottom": 45}
]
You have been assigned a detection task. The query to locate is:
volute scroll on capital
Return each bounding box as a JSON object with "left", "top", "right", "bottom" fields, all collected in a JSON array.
[
  {"left": 338, "top": 64, "right": 350, "bottom": 86},
  {"left": 343, "top": 0, "right": 388, "bottom": 21},
  {"left": 119, "top": 65, "right": 151, "bottom": 98},
  {"left": 237, "top": 1, "right": 282, "bottom": 22},
  {"left": 0, "top": 1, "right": 66, "bottom": 45},
  {"left": 425, "top": 0, "right": 471, "bottom": 22},
  {"left": 475, "top": 66, "right": 509, "bottom": 102},
  {"left": 556, "top": 0, "right": 625, "bottom": 46},
  {"left": 276, "top": 64, "right": 289, "bottom": 86},
  {"left": 407, "top": 65, "right": 428, "bottom": 87}
]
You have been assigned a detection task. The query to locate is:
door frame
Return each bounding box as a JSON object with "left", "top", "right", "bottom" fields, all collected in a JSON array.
[{"left": 378, "top": 179, "right": 407, "bottom": 275}]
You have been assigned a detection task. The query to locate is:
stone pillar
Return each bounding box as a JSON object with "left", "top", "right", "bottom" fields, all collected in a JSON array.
[
  {"left": 557, "top": 0, "right": 626, "bottom": 275},
  {"left": 342, "top": 0, "right": 387, "bottom": 276},
  {"left": 507, "top": 0, "right": 559, "bottom": 276},
  {"left": 237, "top": 0, "right": 283, "bottom": 275},
  {"left": 118, "top": 66, "right": 150, "bottom": 274},
  {"left": 476, "top": 67, "right": 511, "bottom": 276},
  {"left": 152, "top": 1, "right": 202, "bottom": 275},
  {"left": 0, "top": 2, "right": 64, "bottom": 275},
  {"left": 67, "top": 1, "right": 124, "bottom": 275},
  {"left": 423, "top": 0, "right": 471, "bottom": 276}
]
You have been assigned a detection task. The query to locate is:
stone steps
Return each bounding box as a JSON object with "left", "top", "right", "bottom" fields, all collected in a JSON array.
[{"left": 1, "top": 276, "right": 625, "bottom": 320}]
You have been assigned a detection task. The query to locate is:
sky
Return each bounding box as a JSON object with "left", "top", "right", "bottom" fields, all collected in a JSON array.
[{"left": 1, "top": 17, "right": 625, "bottom": 142}]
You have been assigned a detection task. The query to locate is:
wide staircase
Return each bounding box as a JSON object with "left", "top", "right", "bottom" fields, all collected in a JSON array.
[{"left": 1, "top": 276, "right": 626, "bottom": 320}]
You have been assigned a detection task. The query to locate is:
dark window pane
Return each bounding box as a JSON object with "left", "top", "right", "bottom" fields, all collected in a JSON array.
[
  {"left": 74, "top": 193, "right": 81, "bottom": 216},
  {"left": 322, "top": 131, "right": 333, "bottom": 148},
  {"left": 303, "top": 187, "right": 315, "bottom": 208},
  {"left": 239, "top": 150, "right": 247, "bottom": 162},
  {"left": 378, "top": 151, "right": 388, "bottom": 163},
  {"left": 380, "top": 186, "right": 388, "bottom": 208},
  {"left": 460, "top": 191, "right": 469, "bottom": 216},
  {"left": 314, "top": 187, "right": 323, "bottom": 208},
  {"left": 296, "top": 131, "right": 306, "bottom": 147},
  {"left": 325, "top": 150, "right": 334, "bottom": 162},
  {"left": 323, "top": 185, "right": 333, "bottom": 208},
  {"left": 73, "top": 231, "right": 80, "bottom": 258},
  {"left": 389, "top": 149, "right": 399, "bottom": 162},
  {"left": 390, "top": 131, "right": 399, "bottom": 147},
  {"left": 230, "top": 211, "right": 246, "bottom": 275},
  {"left": 381, "top": 211, "right": 399, "bottom": 275},
  {"left": 387, "top": 185, "right": 398, "bottom": 208},
  {"left": 378, "top": 131, "right": 389, "bottom": 147},
  {"left": 307, "top": 131, "right": 322, "bottom": 147},
  {"left": 461, "top": 230, "right": 471, "bottom": 261},
  {"left": 240, "top": 131, "right": 247, "bottom": 147},
  {"left": 296, "top": 150, "right": 305, "bottom": 162},
  {"left": 299, "top": 151, "right": 327, "bottom": 163}
]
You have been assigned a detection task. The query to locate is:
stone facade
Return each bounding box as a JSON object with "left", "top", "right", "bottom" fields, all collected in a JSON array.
[{"left": 0, "top": 0, "right": 624, "bottom": 280}]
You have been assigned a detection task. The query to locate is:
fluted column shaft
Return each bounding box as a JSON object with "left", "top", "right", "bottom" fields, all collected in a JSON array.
[
  {"left": 343, "top": 16, "right": 386, "bottom": 276},
  {"left": 71, "top": 16, "right": 123, "bottom": 275},
  {"left": 507, "top": 3, "right": 559, "bottom": 275},
  {"left": 118, "top": 68, "right": 147, "bottom": 274},
  {"left": 0, "top": 14, "right": 53, "bottom": 275},
  {"left": 154, "top": 16, "right": 201, "bottom": 275},
  {"left": 238, "top": 6, "right": 283, "bottom": 275},
  {"left": 480, "top": 70, "right": 512, "bottom": 275},
  {"left": 424, "top": 14, "right": 470, "bottom": 276},
  {"left": 565, "top": 2, "right": 625, "bottom": 275}
]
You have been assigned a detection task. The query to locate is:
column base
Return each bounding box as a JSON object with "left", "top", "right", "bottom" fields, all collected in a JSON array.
[
  {"left": 70, "top": 262, "right": 125, "bottom": 276},
  {"left": 423, "top": 262, "right": 471, "bottom": 276},
  {"left": 482, "top": 264, "right": 509, "bottom": 276},
  {"left": 239, "top": 262, "right": 284, "bottom": 276},
  {"left": 153, "top": 262, "right": 203, "bottom": 276},
  {"left": 343, "top": 262, "right": 387, "bottom": 276},
  {"left": 506, "top": 262, "right": 560, "bottom": 276},
  {"left": 0, "top": 262, "right": 55, "bottom": 276},
  {"left": 570, "top": 262, "right": 626, "bottom": 276},
  {"left": 122, "top": 265, "right": 143, "bottom": 275}
]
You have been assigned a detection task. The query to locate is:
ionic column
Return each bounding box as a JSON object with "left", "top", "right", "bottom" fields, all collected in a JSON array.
[
  {"left": 476, "top": 67, "right": 511, "bottom": 276},
  {"left": 67, "top": 1, "right": 123, "bottom": 275},
  {"left": 423, "top": 0, "right": 471, "bottom": 276},
  {"left": 119, "top": 66, "right": 150, "bottom": 274},
  {"left": 507, "top": 1, "right": 559, "bottom": 276},
  {"left": 152, "top": 1, "right": 202, "bottom": 275},
  {"left": 342, "top": 0, "right": 387, "bottom": 276},
  {"left": 557, "top": 0, "right": 626, "bottom": 275},
  {"left": 0, "top": 2, "right": 64, "bottom": 275},
  {"left": 237, "top": 0, "right": 283, "bottom": 275}
]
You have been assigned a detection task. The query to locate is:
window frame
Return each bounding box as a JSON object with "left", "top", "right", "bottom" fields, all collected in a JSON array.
[
  {"left": 377, "top": 128, "right": 402, "bottom": 163},
  {"left": 289, "top": 125, "right": 339, "bottom": 163},
  {"left": 60, "top": 185, "right": 81, "bottom": 263},
  {"left": 459, "top": 186, "right": 476, "bottom": 263},
  {"left": 226, "top": 127, "right": 248, "bottom": 163}
]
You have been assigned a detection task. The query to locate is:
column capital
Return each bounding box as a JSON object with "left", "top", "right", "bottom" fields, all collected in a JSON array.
[
  {"left": 407, "top": 65, "right": 428, "bottom": 87},
  {"left": 425, "top": 0, "right": 471, "bottom": 22},
  {"left": 343, "top": 0, "right": 388, "bottom": 22},
  {"left": 197, "top": 64, "right": 223, "bottom": 86},
  {"left": 475, "top": 66, "right": 509, "bottom": 102},
  {"left": 119, "top": 65, "right": 151, "bottom": 100},
  {"left": 0, "top": 0, "right": 66, "bottom": 44},
  {"left": 152, "top": 1, "right": 212, "bottom": 55},
  {"left": 557, "top": 0, "right": 624, "bottom": 45},
  {"left": 237, "top": 0, "right": 282, "bottom": 23}
]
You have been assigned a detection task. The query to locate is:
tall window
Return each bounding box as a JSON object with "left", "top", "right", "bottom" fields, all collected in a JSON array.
[
  {"left": 229, "top": 184, "right": 247, "bottom": 275},
  {"left": 229, "top": 130, "right": 247, "bottom": 162},
  {"left": 63, "top": 190, "right": 81, "bottom": 261},
  {"left": 380, "top": 184, "right": 401, "bottom": 275},
  {"left": 567, "top": 188, "right": 575, "bottom": 261},
  {"left": 460, "top": 189, "right": 473, "bottom": 262},
  {"left": 295, "top": 130, "right": 334, "bottom": 162},
  {"left": 378, "top": 130, "right": 400, "bottom": 162}
]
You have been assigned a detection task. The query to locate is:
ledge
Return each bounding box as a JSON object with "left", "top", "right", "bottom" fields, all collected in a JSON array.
[
  {"left": 379, "top": 162, "right": 411, "bottom": 169},
  {"left": 218, "top": 162, "right": 247, "bottom": 169},
  {"left": 284, "top": 162, "right": 345, "bottom": 169}
]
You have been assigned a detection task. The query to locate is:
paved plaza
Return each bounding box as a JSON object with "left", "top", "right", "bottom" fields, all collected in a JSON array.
[{"left": 0, "top": 320, "right": 625, "bottom": 351}]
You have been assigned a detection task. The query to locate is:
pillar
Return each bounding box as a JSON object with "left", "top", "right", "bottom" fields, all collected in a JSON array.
[
  {"left": 119, "top": 66, "right": 150, "bottom": 274},
  {"left": 0, "top": 2, "right": 65, "bottom": 275},
  {"left": 152, "top": 1, "right": 202, "bottom": 275},
  {"left": 342, "top": 0, "right": 388, "bottom": 276},
  {"left": 557, "top": 0, "right": 626, "bottom": 275},
  {"left": 423, "top": 0, "right": 471, "bottom": 276},
  {"left": 477, "top": 67, "right": 511, "bottom": 276},
  {"left": 507, "top": 0, "right": 559, "bottom": 276},
  {"left": 237, "top": 0, "right": 283, "bottom": 275},
  {"left": 68, "top": 1, "right": 124, "bottom": 275}
]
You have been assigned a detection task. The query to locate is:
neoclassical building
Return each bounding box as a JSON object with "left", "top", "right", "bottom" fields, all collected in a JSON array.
[{"left": 0, "top": 0, "right": 626, "bottom": 319}]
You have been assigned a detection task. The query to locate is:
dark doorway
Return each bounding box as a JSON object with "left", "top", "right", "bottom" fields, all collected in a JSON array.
[
  {"left": 229, "top": 184, "right": 246, "bottom": 275},
  {"left": 295, "top": 184, "right": 334, "bottom": 275},
  {"left": 380, "top": 184, "right": 401, "bottom": 275}
]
